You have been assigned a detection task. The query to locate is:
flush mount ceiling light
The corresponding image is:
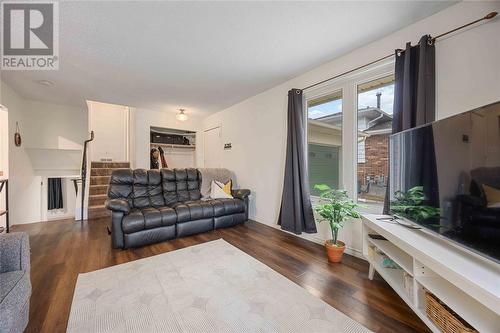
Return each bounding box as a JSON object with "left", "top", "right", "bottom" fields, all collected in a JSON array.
[
  {"left": 36, "top": 79, "right": 55, "bottom": 87},
  {"left": 176, "top": 108, "right": 188, "bottom": 121}
]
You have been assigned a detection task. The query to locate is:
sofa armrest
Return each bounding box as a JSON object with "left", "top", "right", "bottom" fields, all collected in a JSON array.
[
  {"left": 232, "top": 189, "right": 251, "bottom": 200},
  {"left": 0, "top": 232, "right": 30, "bottom": 273},
  {"left": 105, "top": 199, "right": 131, "bottom": 214},
  {"left": 457, "top": 194, "right": 486, "bottom": 208}
]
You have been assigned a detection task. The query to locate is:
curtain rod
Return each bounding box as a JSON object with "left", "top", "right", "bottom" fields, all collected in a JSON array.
[{"left": 301, "top": 11, "right": 497, "bottom": 91}]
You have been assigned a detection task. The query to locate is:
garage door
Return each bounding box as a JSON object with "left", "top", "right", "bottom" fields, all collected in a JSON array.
[{"left": 308, "top": 144, "right": 340, "bottom": 196}]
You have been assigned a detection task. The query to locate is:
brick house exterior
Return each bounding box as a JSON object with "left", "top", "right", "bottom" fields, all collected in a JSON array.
[
  {"left": 310, "top": 106, "right": 392, "bottom": 201},
  {"left": 358, "top": 133, "right": 390, "bottom": 201}
]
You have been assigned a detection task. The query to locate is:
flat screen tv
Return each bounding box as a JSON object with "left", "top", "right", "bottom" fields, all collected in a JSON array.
[{"left": 389, "top": 101, "right": 500, "bottom": 263}]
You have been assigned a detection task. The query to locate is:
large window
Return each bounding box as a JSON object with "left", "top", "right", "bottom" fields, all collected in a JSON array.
[
  {"left": 307, "top": 90, "right": 342, "bottom": 197},
  {"left": 304, "top": 62, "right": 395, "bottom": 216},
  {"left": 357, "top": 75, "right": 395, "bottom": 209}
]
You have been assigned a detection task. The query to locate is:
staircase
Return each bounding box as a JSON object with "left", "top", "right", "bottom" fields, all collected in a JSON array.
[{"left": 88, "top": 162, "right": 130, "bottom": 219}]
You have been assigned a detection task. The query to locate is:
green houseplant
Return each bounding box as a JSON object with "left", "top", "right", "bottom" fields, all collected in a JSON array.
[
  {"left": 391, "top": 186, "right": 440, "bottom": 222},
  {"left": 313, "top": 184, "right": 361, "bottom": 263}
]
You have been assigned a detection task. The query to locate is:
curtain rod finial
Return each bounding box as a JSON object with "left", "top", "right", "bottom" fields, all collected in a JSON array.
[{"left": 485, "top": 12, "right": 497, "bottom": 20}]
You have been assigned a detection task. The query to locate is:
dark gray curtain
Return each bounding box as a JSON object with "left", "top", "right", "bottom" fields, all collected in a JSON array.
[
  {"left": 278, "top": 89, "right": 317, "bottom": 234},
  {"left": 48, "top": 178, "right": 63, "bottom": 210},
  {"left": 403, "top": 126, "right": 440, "bottom": 208},
  {"left": 384, "top": 35, "right": 436, "bottom": 214}
]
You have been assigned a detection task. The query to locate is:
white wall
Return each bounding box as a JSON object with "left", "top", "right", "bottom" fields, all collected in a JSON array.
[
  {"left": 132, "top": 107, "right": 203, "bottom": 170},
  {"left": 0, "top": 81, "right": 88, "bottom": 225},
  {"left": 88, "top": 101, "right": 130, "bottom": 162},
  {"left": 202, "top": 1, "right": 500, "bottom": 256}
]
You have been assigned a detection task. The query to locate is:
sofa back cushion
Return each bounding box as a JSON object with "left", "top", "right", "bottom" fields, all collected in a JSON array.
[
  {"left": 109, "top": 168, "right": 200, "bottom": 208},
  {"left": 108, "top": 169, "right": 134, "bottom": 206},
  {"left": 109, "top": 169, "right": 166, "bottom": 209},
  {"left": 132, "top": 169, "right": 166, "bottom": 208},
  {"left": 132, "top": 169, "right": 149, "bottom": 208},
  {"left": 148, "top": 170, "right": 165, "bottom": 207},
  {"left": 161, "top": 168, "right": 201, "bottom": 205}
]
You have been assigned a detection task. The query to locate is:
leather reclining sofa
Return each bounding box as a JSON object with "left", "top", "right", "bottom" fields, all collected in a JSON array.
[{"left": 105, "top": 168, "right": 250, "bottom": 249}]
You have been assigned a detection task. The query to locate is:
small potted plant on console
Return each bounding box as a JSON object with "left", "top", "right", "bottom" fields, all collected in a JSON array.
[{"left": 313, "top": 184, "right": 361, "bottom": 263}]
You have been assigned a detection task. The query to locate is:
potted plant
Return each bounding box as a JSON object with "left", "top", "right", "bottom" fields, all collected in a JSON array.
[
  {"left": 313, "top": 184, "right": 361, "bottom": 263},
  {"left": 391, "top": 186, "right": 440, "bottom": 222}
]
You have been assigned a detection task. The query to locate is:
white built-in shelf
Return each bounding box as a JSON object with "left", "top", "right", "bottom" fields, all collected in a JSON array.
[
  {"left": 416, "top": 276, "right": 499, "bottom": 333},
  {"left": 25, "top": 147, "right": 82, "bottom": 152},
  {"left": 366, "top": 255, "right": 440, "bottom": 332},
  {"left": 150, "top": 126, "right": 196, "bottom": 136},
  {"left": 368, "top": 238, "right": 413, "bottom": 275},
  {"left": 150, "top": 143, "right": 196, "bottom": 149},
  {"left": 367, "top": 256, "right": 407, "bottom": 299},
  {"left": 362, "top": 214, "right": 500, "bottom": 333}
]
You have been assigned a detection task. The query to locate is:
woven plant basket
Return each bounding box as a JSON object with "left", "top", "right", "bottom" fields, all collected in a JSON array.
[{"left": 425, "top": 291, "right": 477, "bottom": 333}]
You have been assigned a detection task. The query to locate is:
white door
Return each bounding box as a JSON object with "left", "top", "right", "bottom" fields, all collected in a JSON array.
[
  {"left": 204, "top": 127, "right": 222, "bottom": 167},
  {"left": 0, "top": 105, "right": 8, "bottom": 179},
  {"left": 88, "top": 101, "right": 129, "bottom": 162}
]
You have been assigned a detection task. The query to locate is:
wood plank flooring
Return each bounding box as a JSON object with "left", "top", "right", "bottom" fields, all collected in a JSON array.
[{"left": 12, "top": 218, "right": 430, "bottom": 333}]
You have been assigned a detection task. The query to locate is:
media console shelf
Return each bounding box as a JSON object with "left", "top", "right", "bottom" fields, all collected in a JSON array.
[{"left": 361, "top": 214, "right": 500, "bottom": 333}]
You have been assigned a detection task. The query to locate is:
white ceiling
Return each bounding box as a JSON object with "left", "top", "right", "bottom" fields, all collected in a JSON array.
[{"left": 1, "top": 1, "right": 456, "bottom": 116}]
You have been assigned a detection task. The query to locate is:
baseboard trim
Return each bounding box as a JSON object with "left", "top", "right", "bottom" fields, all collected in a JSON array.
[{"left": 251, "top": 219, "right": 365, "bottom": 260}]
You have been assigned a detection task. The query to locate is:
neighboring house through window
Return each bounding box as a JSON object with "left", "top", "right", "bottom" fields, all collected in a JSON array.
[
  {"left": 357, "top": 75, "right": 394, "bottom": 210},
  {"left": 304, "top": 61, "right": 395, "bottom": 214}
]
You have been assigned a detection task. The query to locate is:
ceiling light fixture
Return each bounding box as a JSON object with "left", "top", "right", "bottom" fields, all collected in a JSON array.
[{"left": 176, "top": 108, "right": 188, "bottom": 121}]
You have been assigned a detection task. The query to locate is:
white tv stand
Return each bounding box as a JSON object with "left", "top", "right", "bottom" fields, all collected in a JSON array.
[{"left": 361, "top": 214, "right": 500, "bottom": 333}]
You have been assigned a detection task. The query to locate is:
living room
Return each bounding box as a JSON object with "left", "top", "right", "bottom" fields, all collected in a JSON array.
[{"left": 0, "top": 1, "right": 499, "bottom": 333}]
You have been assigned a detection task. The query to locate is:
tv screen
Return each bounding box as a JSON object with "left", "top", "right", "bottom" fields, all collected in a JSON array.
[{"left": 389, "top": 101, "right": 500, "bottom": 263}]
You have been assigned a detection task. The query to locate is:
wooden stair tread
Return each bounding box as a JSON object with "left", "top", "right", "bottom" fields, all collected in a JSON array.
[
  {"left": 91, "top": 167, "right": 129, "bottom": 169},
  {"left": 90, "top": 194, "right": 108, "bottom": 198},
  {"left": 91, "top": 162, "right": 130, "bottom": 169}
]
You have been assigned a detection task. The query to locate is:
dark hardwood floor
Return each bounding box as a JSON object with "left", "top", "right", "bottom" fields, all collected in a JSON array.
[{"left": 12, "top": 218, "right": 430, "bottom": 333}]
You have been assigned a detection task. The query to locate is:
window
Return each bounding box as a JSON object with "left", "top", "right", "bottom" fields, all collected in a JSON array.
[
  {"left": 357, "top": 75, "right": 395, "bottom": 210},
  {"left": 304, "top": 61, "right": 394, "bottom": 215},
  {"left": 307, "top": 90, "right": 342, "bottom": 197}
]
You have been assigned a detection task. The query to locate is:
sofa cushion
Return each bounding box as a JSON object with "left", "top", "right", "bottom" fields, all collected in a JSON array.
[
  {"left": 132, "top": 169, "right": 149, "bottom": 208},
  {"left": 0, "top": 271, "right": 23, "bottom": 302},
  {"left": 172, "top": 200, "right": 214, "bottom": 223},
  {"left": 210, "top": 198, "right": 246, "bottom": 217},
  {"left": 161, "top": 169, "right": 177, "bottom": 205},
  {"left": 122, "top": 209, "right": 145, "bottom": 234},
  {"left": 161, "top": 168, "right": 201, "bottom": 205},
  {"left": 142, "top": 207, "right": 163, "bottom": 229},
  {"left": 157, "top": 206, "right": 177, "bottom": 226},
  {"left": 0, "top": 270, "right": 31, "bottom": 333},
  {"left": 130, "top": 169, "right": 166, "bottom": 209},
  {"left": 123, "top": 206, "right": 179, "bottom": 234},
  {"left": 108, "top": 169, "right": 133, "bottom": 207},
  {"left": 148, "top": 170, "right": 165, "bottom": 207}
]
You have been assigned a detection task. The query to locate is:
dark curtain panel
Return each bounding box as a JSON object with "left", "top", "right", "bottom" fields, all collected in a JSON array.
[
  {"left": 405, "top": 126, "right": 440, "bottom": 208},
  {"left": 384, "top": 35, "right": 436, "bottom": 213},
  {"left": 48, "top": 178, "right": 63, "bottom": 210},
  {"left": 278, "top": 89, "right": 317, "bottom": 234}
]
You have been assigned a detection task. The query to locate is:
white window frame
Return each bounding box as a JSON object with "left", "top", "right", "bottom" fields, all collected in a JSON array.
[{"left": 304, "top": 59, "right": 394, "bottom": 201}]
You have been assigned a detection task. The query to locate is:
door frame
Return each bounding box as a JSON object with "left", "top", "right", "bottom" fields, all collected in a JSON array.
[{"left": 203, "top": 126, "right": 222, "bottom": 168}]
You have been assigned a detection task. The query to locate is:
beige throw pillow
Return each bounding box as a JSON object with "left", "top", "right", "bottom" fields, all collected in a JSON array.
[
  {"left": 482, "top": 184, "right": 500, "bottom": 208},
  {"left": 210, "top": 180, "right": 233, "bottom": 199}
]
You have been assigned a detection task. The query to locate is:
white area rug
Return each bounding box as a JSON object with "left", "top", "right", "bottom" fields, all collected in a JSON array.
[{"left": 67, "top": 239, "right": 371, "bottom": 333}]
